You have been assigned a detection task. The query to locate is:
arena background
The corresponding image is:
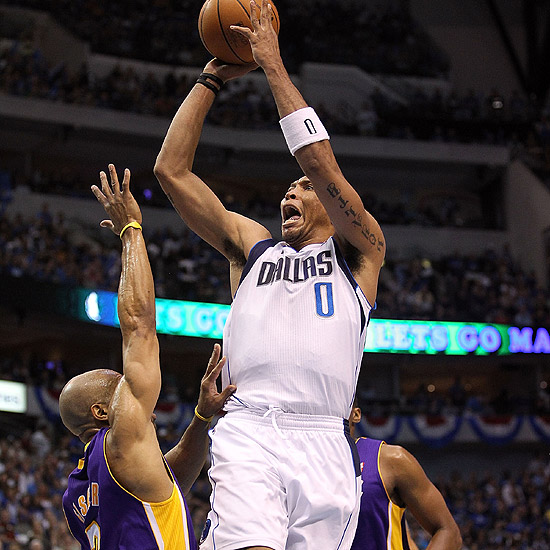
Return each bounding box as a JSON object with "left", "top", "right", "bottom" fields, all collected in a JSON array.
[{"left": 0, "top": 0, "right": 549, "bottom": 548}]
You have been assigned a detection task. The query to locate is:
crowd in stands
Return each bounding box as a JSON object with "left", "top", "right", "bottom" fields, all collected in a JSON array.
[
  {"left": 19, "top": 167, "right": 492, "bottom": 229},
  {"left": 0, "top": 412, "right": 548, "bottom": 549},
  {"left": 2, "top": 204, "right": 550, "bottom": 326},
  {"left": 355, "top": 86, "right": 536, "bottom": 145},
  {"left": 3, "top": 0, "right": 550, "bottom": 166},
  {"left": 1, "top": 0, "right": 449, "bottom": 78},
  {"left": 410, "top": 453, "right": 550, "bottom": 550},
  {"left": 0, "top": 33, "right": 541, "bottom": 146},
  {"left": 359, "top": 189, "right": 491, "bottom": 229},
  {"left": 0, "top": 202, "right": 230, "bottom": 304},
  {"left": 377, "top": 248, "right": 550, "bottom": 326},
  {"left": 402, "top": 376, "right": 550, "bottom": 418},
  {"left": 0, "top": 427, "right": 79, "bottom": 550},
  {"left": 357, "top": 373, "right": 550, "bottom": 418},
  {"left": 515, "top": 114, "right": 550, "bottom": 186}
]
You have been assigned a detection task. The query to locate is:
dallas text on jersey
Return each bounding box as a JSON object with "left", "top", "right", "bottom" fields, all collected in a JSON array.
[{"left": 257, "top": 250, "right": 333, "bottom": 286}]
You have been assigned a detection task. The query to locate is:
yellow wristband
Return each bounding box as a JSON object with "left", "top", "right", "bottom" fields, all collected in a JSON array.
[
  {"left": 194, "top": 406, "right": 214, "bottom": 423},
  {"left": 119, "top": 221, "right": 142, "bottom": 239}
]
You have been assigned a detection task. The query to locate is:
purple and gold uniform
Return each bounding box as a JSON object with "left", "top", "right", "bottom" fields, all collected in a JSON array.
[
  {"left": 351, "top": 438, "right": 410, "bottom": 550},
  {"left": 62, "top": 428, "right": 197, "bottom": 550}
]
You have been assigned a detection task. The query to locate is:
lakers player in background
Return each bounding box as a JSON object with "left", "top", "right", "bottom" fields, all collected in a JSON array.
[
  {"left": 59, "top": 165, "right": 236, "bottom": 550},
  {"left": 154, "top": 0, "right": 385, "bottom": 547},
  {"left": 349, "top": 403, "right": 462, "bottom": 550}
]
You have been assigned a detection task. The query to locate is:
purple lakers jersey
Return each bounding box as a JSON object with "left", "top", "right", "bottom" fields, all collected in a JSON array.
[
  {"left": 351, "top": 438, "right": 409, "bottom": 550},
  {"left": 62, "top": 428, "right": 197, "bottom": 550}
]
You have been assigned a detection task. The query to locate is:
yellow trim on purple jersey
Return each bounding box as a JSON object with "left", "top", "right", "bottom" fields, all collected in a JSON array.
[
  {"left": 352, "top": 437, "right": 409, "bottom": 550},
  {"left": 62, "top": 427, "right": 197, "bottom": 549}
]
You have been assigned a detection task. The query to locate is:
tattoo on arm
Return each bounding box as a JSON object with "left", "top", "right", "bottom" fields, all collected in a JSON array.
[{"left": 327, "top": 182, "right": 384, "bottom": 252}]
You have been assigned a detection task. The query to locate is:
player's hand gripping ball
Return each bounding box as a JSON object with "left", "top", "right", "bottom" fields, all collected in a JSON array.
[{"left": 199, "top": 0, "right": 280, "bottom": 64}]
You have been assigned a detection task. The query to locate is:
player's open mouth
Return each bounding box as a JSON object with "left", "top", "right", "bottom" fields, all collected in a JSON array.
[{"left": 282, "top": 205, "right": 302, "bottom": 226}]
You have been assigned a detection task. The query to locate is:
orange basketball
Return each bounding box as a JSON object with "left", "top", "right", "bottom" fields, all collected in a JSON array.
[{"left": 198, "top": 0, "right": 280, "bottom": 65}]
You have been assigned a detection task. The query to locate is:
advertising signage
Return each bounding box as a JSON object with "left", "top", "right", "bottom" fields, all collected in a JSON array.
[
  {"left": 0, "top": 380, "right": 27, "bottom": 413},
  {"left": 76, "top": 290, "right": 550, "bottom": 356}
]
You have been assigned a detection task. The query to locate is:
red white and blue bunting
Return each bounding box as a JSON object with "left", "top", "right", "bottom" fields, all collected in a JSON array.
[
  {"left": 31, "top": 387, "right": 550, "bottom": 446},
  {"left": 34, "top": 387, "right": 62, "bottom": 423},
  {"left": 467, "top": 414, "right": 524, "bottom": 445},
  {"left": 406, "top": 414, "right": 463, "bottom": 448},
  {"left": 528, "top": 415, "right": 550, "bottom": 443}
]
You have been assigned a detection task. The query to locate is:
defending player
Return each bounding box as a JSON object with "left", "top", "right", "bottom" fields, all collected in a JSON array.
[
  {"left": 154, "top": 0, "right": 385, "bottom": 547},
  {"left": 59, "top": 165, "right": 236, "bottom": 550},
  {"left": 349, "top": 404, "right": 462, "bottom": 550}
]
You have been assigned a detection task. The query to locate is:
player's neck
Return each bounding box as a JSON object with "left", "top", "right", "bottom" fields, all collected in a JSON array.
[
  {"left": 80, "top": 426, "right": 104, "bottom": 445},
  {"left": 286, "top": 230, "right": 334, "bottom": 251}
]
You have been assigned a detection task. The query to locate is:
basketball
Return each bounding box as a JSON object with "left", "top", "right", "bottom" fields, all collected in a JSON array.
[{"left": 198, "top": 0, "right": 280, "bottom": 65}]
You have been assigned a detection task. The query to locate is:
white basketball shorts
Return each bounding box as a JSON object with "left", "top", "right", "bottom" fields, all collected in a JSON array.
[{"left": 199, "top": 408, "right": 362, "bottom": 550}]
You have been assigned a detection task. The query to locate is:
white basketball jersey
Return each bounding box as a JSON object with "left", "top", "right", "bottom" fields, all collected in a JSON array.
[{"left": 222, "top": 237, "right": 372, "bottom": 418}]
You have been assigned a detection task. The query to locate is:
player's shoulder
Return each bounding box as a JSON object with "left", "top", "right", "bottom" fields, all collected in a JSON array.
[
  {"left": 233, "top": 212, "right": 272, "bottom": 242},
  {"left": 380, "top": 444, "right": 425, "bottom": 487},
  {"left": 222, "top": 211, "right": 271, "bottom": 263},
  {"left": 377, "top": 443, "right": 417, "bottom": 492},
  {"left": 379, "top": 443, "right": 413, "bottom": 466}
]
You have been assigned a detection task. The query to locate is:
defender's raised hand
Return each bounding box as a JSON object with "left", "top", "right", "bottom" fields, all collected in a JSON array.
[
  {"left": 196, "top": 343, "right": 236, "bottom": 420},
  {"left": 91, "top": 164, "right": 142, "bottom": 235}
]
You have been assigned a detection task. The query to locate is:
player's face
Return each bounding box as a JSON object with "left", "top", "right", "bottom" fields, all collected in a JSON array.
[{"left": 280, "top": 177, "right": 332, "bottom": 245}]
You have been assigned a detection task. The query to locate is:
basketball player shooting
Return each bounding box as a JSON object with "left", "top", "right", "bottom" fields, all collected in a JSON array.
[{"left": 154, "top": 0, "right": 385, "bottom": 548}]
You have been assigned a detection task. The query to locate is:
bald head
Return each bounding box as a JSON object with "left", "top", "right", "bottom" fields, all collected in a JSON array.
[{"left": 59, "top": 369, "right": 122, "bottom": 442}]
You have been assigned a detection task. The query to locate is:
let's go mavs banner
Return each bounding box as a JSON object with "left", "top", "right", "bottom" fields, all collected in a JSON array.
[{"left": 73, "top": 289, "right": 550, "bottom": 356}]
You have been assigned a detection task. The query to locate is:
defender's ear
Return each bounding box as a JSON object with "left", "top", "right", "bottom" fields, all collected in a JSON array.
[
  {"left": 91, "top": 403, "right": 109, "bottom": 421},
  {"left": 350, "top": 406, "right": 361, "bottom": 425}
]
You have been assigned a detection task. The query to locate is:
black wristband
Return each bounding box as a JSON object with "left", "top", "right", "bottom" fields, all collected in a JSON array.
[
  {"left": 196, "top": 75, "right": 220, "bottom": 95},
  {"left": 200, "top": 72, "right": 225, "bottom": 88}
]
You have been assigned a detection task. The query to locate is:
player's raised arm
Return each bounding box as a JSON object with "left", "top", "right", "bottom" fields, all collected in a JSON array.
[
  {"left": 231, "top": 0, "right": 385, "bottom": 303},
  {"left": 153, "top": 59, "right": 270, "bottom": 265},
  {"left": 382, "top": 445, "right": 462, "bottom": 550},
  {"left": 90, "top": 164, "right": 179, "bottom": 504},
  {"left": 91, "top": 165, "right": 160, "bottom": 423},
  {"left": 60, "top": 166, "right": 200, "bottom": 548}
]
